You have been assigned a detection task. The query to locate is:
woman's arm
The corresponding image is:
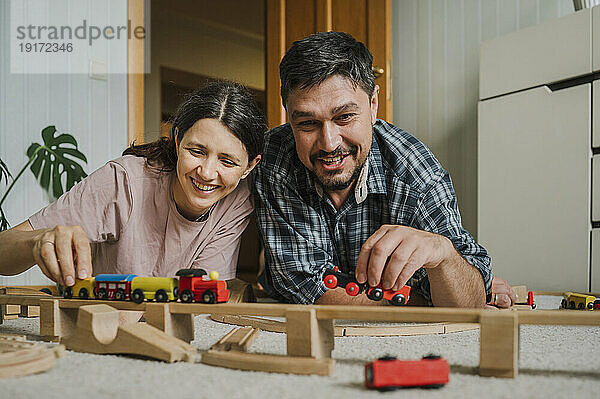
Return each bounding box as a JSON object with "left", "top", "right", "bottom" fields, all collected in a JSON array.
[{"left": 0, "top": 220, "right": 92, "bottom": 286}]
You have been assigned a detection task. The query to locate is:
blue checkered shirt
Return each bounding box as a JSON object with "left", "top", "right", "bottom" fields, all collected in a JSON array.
[{"left": 254, "top": 119, "right": 492, "bottom": 304}]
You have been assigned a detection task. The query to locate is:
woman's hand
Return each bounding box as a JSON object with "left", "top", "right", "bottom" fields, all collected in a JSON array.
[
  {"left": 486, "top": 276, "right": 516, "bottom": 309},
  {"left": 32, "top": 225, "right": 92, "bottom": 286}
]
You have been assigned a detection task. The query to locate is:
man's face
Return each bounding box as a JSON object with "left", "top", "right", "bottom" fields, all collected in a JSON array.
[{"left": 286, "top": 75, "right": 379, "bottom": 192}]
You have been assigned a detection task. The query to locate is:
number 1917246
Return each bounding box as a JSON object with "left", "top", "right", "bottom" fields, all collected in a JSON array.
[{"left": 19, "top": 42, "right": 73, "bottom": 52}]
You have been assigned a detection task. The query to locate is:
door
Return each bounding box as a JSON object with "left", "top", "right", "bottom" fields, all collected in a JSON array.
[{"left": 266, "top": 0, "right": 392, "bottom": 128}]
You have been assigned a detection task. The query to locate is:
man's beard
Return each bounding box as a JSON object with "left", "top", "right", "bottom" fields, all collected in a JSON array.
[{"left": 313, "top": 155, "right": 365, "bottom": 192}]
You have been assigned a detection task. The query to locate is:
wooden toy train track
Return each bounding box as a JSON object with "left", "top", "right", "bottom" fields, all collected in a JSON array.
[{"left": 0, "top": 333, "right": 65, "bottom": 378}]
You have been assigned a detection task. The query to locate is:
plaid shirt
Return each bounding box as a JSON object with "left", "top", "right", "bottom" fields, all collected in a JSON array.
[{"left": 254, "top": 119, "right": 492, "bottom": 304}]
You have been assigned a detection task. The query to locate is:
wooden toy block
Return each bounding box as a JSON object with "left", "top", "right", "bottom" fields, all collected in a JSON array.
[
  {"left": 61, "top": 304, "right": 196, "bottom": 363},
  {"left": 211, "top": 326, "right": 260, "bottom": 352},
  {"left": 201, "top": 349, "right": 335, "bottom": 376},
  {"left": 144, "top": 303, "right": 194, "bottom": 343},
  {"left": 511, "top": 285, "right": 528, "bottom": 303},
  {"left": 20, "top": 305, "right": 41, "bottom": 318},
  {"left": 286, "top": 308, "right": 334, "bottom": 359},
  {"left": 479, "top": 309, "right": 519, "bottom": 378}
]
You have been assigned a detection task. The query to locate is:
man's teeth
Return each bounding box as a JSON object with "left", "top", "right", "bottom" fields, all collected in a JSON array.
[
  {"left": 322, "top": 155, "right": 344, "bottom": 165},
  {"left": 192, "top": 179, "right": 218, "bottom": 191}
]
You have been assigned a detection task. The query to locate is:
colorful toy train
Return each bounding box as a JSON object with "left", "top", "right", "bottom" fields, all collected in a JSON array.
[
  {"left": 61, "top": 268, "right": 229, "bottom": 304},
  {"left": 561, "top": 292, "right": 600, "bottom": 311},
  {"left": 322, "top": 266, "right": 411, "bottom": 306}
]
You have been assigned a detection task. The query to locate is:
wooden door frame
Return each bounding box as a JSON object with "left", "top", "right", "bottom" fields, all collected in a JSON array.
[{"left": 127, "top": 0, "right": 145, "bottom": 145}]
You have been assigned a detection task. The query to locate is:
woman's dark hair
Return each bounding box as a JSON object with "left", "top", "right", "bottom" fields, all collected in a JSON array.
[
  {"left": 123, "top": 81, "right": 266, "bottom": 171},
  {"left": 279, "top": 31, "right": 375, "bottom": 108}
]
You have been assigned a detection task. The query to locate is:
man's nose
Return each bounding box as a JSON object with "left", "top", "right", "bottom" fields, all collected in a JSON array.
[{"left": 320, "top": 122, "right": 342, "bottom": 152}]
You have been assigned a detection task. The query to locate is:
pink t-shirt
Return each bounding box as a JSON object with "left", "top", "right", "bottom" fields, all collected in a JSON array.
[{"left": 29, "top": 155, "right": 252, "bottom": 279}]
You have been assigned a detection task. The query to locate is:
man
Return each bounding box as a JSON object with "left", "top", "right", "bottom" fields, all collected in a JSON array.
[{"left": 254, "top": 31, "right": 497, "bottom": 307}]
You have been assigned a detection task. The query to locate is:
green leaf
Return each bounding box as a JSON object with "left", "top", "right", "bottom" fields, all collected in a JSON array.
[
  {"left": 28, "top": 125, "right": 88, "bottom": 199},
  {"left": 0, "top": 157, "right": 11, "bottom": 184}
]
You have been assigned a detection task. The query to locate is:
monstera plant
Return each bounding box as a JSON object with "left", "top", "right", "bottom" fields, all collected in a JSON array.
[{"left": 0, "top": 125, "right": 88, "bottom": 231}]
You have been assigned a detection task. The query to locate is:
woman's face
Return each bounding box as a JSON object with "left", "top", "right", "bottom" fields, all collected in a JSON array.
[{"left": 172, "top": 118, "right": 260, "bottom": 220}]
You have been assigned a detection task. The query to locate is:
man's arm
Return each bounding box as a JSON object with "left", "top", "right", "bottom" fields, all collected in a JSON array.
[{"left": 355, "top": 169, "right": 491, "bottom": 308}]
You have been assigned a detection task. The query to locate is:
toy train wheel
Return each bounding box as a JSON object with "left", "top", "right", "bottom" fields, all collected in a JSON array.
[
  {"left": 115, "top": 288, "right": 126, "bottom": 301},
  {"left": 324, "top": 274, "right": 338, "bottom": 289},
  {"left": 390, "top": 294, "right": 406, "bottom": 306},
  {"left": 345, "top": 282, "right": 360, "bottom": 296},
  {"left": 63, "top": 287, "right": 73, "bottom": 299},
  {"left": 588, "top": 302, "right": 594, "bottom": 310},
  {"left": 132, "top": 289, "right": 145, "bottom": 304},
  {"left": 368, "top": 288, "right": 384, "bottom": 301},
  {"left": 79, "top": 288, "right": 89, "bottom": 299},
  {"left": 569, "top": 301, "right": 575, "bottom": 309},
  {"left": 578, "top": 303, "right": 585, "bottom": 310},
  {"left": 561, "top": 299, "right": 567, "bottom": 309},
  {"left": 202, "top": 290, "right": 216, "bottom": 304},
  {"left": 180, "top": 289, "right": 194, "bottom": 303},
  {"left": 155, "top": 289, "right": 168, "bottom": 303},
  {"left": 97, "top": 288, "right": 108, "bottom": 300}
]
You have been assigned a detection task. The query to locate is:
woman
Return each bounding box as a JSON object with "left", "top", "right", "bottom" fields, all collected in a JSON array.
[{"left": 0, "top": 81, "right": 266, "bottom": 287}]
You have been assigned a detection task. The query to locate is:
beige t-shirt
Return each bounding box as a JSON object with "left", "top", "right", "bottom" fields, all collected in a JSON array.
[{"left": 29, "top": 155, "right": 252, "bottom": 279}]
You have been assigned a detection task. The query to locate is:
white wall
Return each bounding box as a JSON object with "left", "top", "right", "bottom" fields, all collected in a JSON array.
[
  {"left": 392, "top": 0, "right": 575, "bottom": 237},
  {"left": 0, "top": 0, "right": 128, "bottom": 286},
  {"left": 144, "top": 7, "right": 265, "bottom": 141}
]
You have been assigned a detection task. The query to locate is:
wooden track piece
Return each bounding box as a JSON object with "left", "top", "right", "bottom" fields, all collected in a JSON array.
[
  {"left": 211, "top": 327, "right": 260, "bottom": 352},
  {"left": 201, "top": 349, "right": 335, "bottom": 376},
  {"left": 479, "top": 310, "right": 519, "bottom": 378},
  {"left": 226, "top": 279, "right": 256, "bottom": 303},
  {"left": 61, "top": 304, "right": 196, "bottom": 363},
  {"left": 0, "top": 334, "right": 64, "bottom": 378}
]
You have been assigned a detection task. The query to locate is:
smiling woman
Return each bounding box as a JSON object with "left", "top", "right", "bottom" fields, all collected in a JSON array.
[{"left": 0, "top": 81, "right": 266, "bottom": 287}]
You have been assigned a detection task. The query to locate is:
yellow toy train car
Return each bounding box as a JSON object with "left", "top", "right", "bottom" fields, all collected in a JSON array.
[{"left": 561, "top": 292, "right": 600, "bottom": 311}]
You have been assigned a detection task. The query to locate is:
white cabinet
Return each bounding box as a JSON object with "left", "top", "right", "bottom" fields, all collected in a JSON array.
[{"left": 478, "top": 6, "right": 599, "bottom": 292}]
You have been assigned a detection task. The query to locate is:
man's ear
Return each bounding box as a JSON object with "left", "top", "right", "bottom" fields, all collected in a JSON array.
[
  {"left": 370, "top": 85, "right": 379, "bottom": 124},
  {"left": 173, "top": 127, "right": 180, "bottom": 149},
  {"left": 241, "top": 155, "right": 261, "bottom": 179}
]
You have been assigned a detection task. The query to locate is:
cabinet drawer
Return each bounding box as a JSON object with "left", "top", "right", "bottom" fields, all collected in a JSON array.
[
  {"left": 594, "top": 80, "right": 600, "bottom": 148},
  {"left": 594, "top": 6, "right": 600, "bottom": 72},
  {"left": 593, "top": 230, "right": 600, "bottom": 292},
  {"left": 480, "top": 8, "right": 593, "bottom": 99}
]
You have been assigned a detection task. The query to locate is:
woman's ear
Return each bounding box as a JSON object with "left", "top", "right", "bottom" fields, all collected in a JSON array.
[
  {"left": 241, "top": 155, "right": 261, "bottom": 179},
  {"left": 173, "top": 127, "right": 180, "bottom": 149}
]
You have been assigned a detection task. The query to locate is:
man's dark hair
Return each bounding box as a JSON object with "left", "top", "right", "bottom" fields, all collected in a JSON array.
[
  {"left": 123, "top": 81, "right": 266, "bottom": 171},
  {"left": 279, "top": 31, "right": 375, "bottom": 108}
]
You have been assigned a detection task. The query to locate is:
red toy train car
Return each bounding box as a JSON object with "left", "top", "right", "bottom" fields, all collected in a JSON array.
[
  {"left": 365, "top": 355, "right": 449, "bottom": 390},
  {"left": 323, "top": 266, "right": 411, "bottom": 305}
]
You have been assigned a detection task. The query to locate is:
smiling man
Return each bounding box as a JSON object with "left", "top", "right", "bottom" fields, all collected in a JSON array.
[{"left": 254, "top": 31, "right": 492, "bottom": 307}]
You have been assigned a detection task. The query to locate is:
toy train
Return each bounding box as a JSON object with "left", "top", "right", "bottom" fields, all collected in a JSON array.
[
  {"left": 364, "top": 355, "right": 449, "bottom": 390},
  {"left": 60, "top": 268, "right": 229, "bottom": 304},
  {"left": 561, "top": 292, "right": 600, "bottom": 311},
  {"left": 322, "top": 266, "right": 411, "bottom": 305}
]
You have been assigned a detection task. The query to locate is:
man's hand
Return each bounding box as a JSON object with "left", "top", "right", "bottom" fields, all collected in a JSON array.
[
  {"left": 355, "top": 225, "right": 453, "bottom": 291},
  {"left": 486, "top": 276, "right": 516, "bottom": 309},
  {"left": 32, "top": 225, "right": 92, "bottom": 286}
]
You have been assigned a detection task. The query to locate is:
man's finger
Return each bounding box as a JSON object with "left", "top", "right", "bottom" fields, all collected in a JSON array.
[
  {"left": 381, "top": 240, "right": 416, "bottom": 289},
  {"left": 366, "top": 229, "right": 406, "bottom": 287},
  {"left": 392, "top": 248, "right": 423, "bottom": 291},
  {"left": 356, "top": 226, "right": 392, "bottom": 283}
]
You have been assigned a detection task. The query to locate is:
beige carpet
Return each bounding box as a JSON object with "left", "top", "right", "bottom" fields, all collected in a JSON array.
[{"left": 0, "top": 295, "right": 598, "bottom": 399}]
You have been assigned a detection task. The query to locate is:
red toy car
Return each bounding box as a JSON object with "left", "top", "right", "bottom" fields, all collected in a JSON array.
[
  {"left": 365, "top": 355, "right": 449, "bottom": 390},
  {"left": 176, "top": 269, "right": 230, "bottom": 304},
  {"left": 323, "top": 266, "right": 411, "bottom": 305}
]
